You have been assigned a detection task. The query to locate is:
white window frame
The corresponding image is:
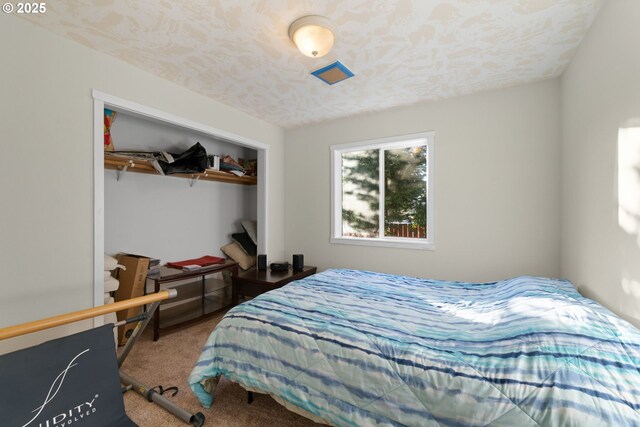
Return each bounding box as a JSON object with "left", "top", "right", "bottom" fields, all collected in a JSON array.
[{"left": 330, "top": 131, "right": 435, "bottom": 250}]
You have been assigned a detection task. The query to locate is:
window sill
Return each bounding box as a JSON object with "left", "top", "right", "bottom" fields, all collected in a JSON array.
[{"left": 330, "top": 236, "right": 435, "bottom": 251}]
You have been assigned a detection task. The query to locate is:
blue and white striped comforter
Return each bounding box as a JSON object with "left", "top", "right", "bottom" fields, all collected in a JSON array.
[{"left": 189, "top": 269, "right": 640, "bottom": 426}]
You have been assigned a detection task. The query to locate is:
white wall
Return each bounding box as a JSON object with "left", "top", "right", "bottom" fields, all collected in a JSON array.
[
  {"left": 0, "top": 16, "right": 285, "bottom": 352},
  {"left": 561, "top": 0, "right": 640, "bottom": 327},
  {"left": 285, "top": 79, "right": 562, "bottom": 282},
  {"left": 105, "top": 113, "right": 256, "bottom": 263}
]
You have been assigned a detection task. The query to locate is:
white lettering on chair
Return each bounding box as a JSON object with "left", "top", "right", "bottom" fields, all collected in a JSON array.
[{"left": 22, "top": 349, "right": 90, "bottom": 427}]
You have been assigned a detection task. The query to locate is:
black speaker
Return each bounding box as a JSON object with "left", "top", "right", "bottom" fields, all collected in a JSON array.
[
  {"left": 292, "top": 254, "right": 304, "bottom": 271},
  {"left": 257, "top": 254, "right": 267, "bottom": 270}
]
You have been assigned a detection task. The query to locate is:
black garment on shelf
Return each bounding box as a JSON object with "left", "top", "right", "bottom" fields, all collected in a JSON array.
[
  {"left": 232, "top": 231, "right": 257, "bottom": 255},
  {"left": 159, "top": 142, "right": 208, "bottom": 175}
]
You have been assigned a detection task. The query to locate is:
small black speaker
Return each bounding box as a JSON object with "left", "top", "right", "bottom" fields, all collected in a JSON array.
[
  {"left": 292, "top": 254, "right": 304, "bottom": 271},
  {"left": 270, "top": 262, "right": 289, "bottom": 271},
  {"left": 257, "top": 254, "right": 267, "bottom": 270}
]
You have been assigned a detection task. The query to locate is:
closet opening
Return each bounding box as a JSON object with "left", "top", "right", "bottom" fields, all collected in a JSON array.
[{"left": 92, "top": 91, "right": 268, "bottom": 325}]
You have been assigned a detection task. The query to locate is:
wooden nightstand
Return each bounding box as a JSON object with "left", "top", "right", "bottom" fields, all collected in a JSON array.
[{"left": 232, "top": 266, "right": 317, "bottom": 305}]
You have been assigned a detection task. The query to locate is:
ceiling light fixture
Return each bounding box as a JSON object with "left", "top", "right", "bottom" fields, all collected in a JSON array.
[{"left": 288, "top": 15, "right": 335, "bottom": 58}]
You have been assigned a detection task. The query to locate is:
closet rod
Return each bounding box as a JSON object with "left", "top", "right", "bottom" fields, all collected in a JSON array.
[{"left": 0, "top": 289, "right": 176, "bottom": 340}]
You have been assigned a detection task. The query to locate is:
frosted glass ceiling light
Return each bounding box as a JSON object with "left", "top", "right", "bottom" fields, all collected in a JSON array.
[{"left": 289, "top": 15, "right": 335, "bottom": 58}]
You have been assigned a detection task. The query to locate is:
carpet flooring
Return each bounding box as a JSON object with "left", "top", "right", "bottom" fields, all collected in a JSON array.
[{"left": 120, "top": 311, "right": 321, "bottom": 427}]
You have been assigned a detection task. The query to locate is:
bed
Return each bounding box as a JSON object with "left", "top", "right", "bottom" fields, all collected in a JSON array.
[{"left": 189, "top": 269, "right": 640, "bottom": 426}]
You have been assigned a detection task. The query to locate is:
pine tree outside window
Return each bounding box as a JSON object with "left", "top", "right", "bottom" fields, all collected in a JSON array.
[{"left": 330, "top": 132, "right": 435, "bottom": 250}]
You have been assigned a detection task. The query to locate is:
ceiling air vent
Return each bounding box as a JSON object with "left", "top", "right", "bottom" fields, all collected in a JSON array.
[{"left": 311, "top": 61, "right": 354, "bottom": 85}]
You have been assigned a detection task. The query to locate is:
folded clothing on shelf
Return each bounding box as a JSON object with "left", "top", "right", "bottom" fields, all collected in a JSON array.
[
  {"left": 219, "top": 155, "right": 245, "bottom": 175},
  {"left": 167, "top": 255, "right": 225, "bottom": 269},
  {"left": 104, "top": 276, "right": 120, "bottom": 293},
  {"left": 104, "top": 254, "right": 126, "bottom": 272}
]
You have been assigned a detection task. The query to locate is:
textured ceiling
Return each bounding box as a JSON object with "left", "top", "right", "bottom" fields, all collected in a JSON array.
[{"left": 19, "top": 0, "right": 604, "bottom": 128}]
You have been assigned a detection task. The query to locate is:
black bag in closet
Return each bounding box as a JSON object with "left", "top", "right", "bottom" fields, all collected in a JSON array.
[{"left": 159, "top": 142, "right": 208, "bottom": 175}]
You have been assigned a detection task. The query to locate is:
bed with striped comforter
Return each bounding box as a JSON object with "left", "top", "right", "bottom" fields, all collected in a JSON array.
[{"left": 189, "top": 269, "right": 640, "bottom": 426}]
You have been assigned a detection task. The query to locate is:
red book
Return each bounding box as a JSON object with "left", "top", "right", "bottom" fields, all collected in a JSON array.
[{"left": 166, "top": 255, "right": 226, "bottom": 269}]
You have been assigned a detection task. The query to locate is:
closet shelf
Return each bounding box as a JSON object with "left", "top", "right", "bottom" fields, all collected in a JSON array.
[{"left": 104, "top": 153, "right": 257, "bottom": 186}]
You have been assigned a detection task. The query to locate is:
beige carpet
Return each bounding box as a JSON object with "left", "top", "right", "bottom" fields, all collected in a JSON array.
[{"left": 120, "top": 311, "right": 321, "bottom": 427}]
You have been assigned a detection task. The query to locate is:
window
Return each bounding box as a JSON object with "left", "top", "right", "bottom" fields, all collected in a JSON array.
[{"left": 331, "top": 132, "right": 435, "bottom": 250}]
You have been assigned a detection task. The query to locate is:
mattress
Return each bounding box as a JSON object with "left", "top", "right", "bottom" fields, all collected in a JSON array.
[{"left": 189, "top": 269, "right": 640, "bottom": 426}]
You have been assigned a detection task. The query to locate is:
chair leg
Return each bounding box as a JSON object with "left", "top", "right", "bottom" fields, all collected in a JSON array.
[{"left": 247, "top": 391, "right": 254, "bottom": 404}]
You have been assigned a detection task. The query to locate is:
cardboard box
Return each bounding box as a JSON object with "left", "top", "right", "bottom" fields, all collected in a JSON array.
[{"left": 114, "top": 253, "right": 150, "bottom": 345}]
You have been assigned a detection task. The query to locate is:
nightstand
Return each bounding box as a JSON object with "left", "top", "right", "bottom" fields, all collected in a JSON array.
[{"left": 232, "top": 266, "right": 317, "bottom": 305}]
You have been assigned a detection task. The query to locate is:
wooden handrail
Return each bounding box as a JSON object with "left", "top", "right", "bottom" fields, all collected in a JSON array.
[{"left": 0, "top": 289, "right": 177, "bottom": 340}]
